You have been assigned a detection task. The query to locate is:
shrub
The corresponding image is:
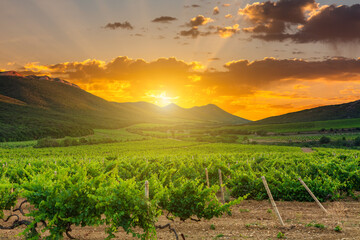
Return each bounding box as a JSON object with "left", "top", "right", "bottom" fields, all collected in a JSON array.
[{"left": 319, "top": 136, "right": 331, "bottom": 144}]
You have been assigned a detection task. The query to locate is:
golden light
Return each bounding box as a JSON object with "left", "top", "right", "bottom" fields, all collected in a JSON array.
[{"left": 145, "top": 91, "right": 179, "bottom": 107}]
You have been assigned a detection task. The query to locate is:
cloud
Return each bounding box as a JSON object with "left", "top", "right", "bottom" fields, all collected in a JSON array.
[
  {"left": 180, "top": 15, "right": 215, "bottom": 38},
  {"left": 239, "top": 1, "right": 360, "bottom": 43},
  {"left": 186, "top": 15, "right": 213, "bottom": 27},
  {"left": 213, "top": 6, "right": 220, "bottom": 15},
  {"left": 152, "top": 16, "right": 177, "bottom": 23},
  {"left": 104, "top": 21, "right": 134, "bottom": 30},
  {"left": 180, "top": 27, "right": 201, "bottom": 38},
  {"left": 239, "top": 0, "right": 317, "bottom": 25},
  {"left": 293, "top": 4, "right": 360, "bottom": 43},
  {"left": 184, "top": 4, "right": 201, "bottom": 8},
  {"left": 225, "top": 14, "right": 233, "bottom": 19},
  {"left": 209, "top": 24, "right": 240, "bottom": 38},
  {"left": 208, "top": 58, "right": 220, "bottom": 61},
  {"left": 214, "top": 57, "right": 360, "bottom": 89}
]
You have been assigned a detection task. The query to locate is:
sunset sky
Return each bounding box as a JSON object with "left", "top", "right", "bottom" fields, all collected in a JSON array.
[{"left": 1, "top": 0, "right": 360, "bottom": 120}]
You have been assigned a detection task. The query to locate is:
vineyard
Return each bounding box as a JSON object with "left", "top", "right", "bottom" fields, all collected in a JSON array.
[{"left": 1, "top": 138, "right": 360, "bottom": 239}]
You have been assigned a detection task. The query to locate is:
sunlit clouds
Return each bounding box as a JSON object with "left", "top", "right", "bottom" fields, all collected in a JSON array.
[{"left": 9, "top": 56, "right": 360, "bottom": 120}]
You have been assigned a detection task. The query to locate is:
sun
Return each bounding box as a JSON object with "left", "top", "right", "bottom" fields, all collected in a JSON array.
[{"left": 145, "top": 91, "right": 179, "bottom": 107}]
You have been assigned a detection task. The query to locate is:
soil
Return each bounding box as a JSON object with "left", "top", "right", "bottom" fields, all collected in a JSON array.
[
  {"left": 1, "top": 200, "right": 360, "bottom": 240},
  {"left": 301, "top": 148, "right": 314, "bottom": 153}
]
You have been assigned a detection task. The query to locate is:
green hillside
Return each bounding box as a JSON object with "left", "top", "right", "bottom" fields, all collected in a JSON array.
[
  {"left": 256, "top": 100, "right": 360, "bottom": 124},
  {"left": 0, "top": 74, "right": 248, "bottom": 141}
]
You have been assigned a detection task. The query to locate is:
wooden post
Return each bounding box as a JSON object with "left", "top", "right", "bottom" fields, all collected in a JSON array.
[
  {"left": 145, "top": 180, "right": 149, "bottom": 199},
  {"left": 10, "top": 188, "right": 14, "bottom": 212},
  {"left": 227, "top": 163, "right": 231, "bottom": 179},
  {"left": 205, "top": 168, "right": 210, "bottom": 188},
  {"left": 298, "top": 177, "right": 328, "bottom": 214},
  {"left": 261, "top": 176, "right": 285, "bottom": 226},
  {"left": 218, "top": 169, "right": 225, "bottom": 204}
]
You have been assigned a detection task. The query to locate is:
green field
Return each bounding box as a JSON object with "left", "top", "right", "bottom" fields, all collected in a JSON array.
[{"left": 230, "top": 118, "right": 360, "bottom": 133}]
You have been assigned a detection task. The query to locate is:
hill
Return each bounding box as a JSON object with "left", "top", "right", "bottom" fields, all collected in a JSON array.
[
  {"left": 255, "top": 100, "right": 360, "bottom": 125},
  {"left": 0, "top": 72, "right": 248, "bottom": 141}
]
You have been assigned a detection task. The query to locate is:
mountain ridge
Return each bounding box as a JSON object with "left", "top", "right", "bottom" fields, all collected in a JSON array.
[
  {"left": 254, "top": 99, "right": 360, "bottom": 125},
  {"left": 0, "top": 72, "right": 249, "bottom": 141}
]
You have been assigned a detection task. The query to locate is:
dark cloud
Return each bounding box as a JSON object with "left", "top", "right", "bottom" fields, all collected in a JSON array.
[
  {"left": 152, "top": 16, "right": 177, "bottom": 23},
  {"left": 186, "top": 15, "right": 213, "bottom": 27},
  {"left": 239, "top": 0, "right": 316, "bottom": 25},
  {"left": 217, "top": 57, "right": 360, "bottom": 88},
  {"left": 180, "top": 15, "right": 214, "bottom": 38},
  {"left": 184, "top": 4, "right": 201, "bottom": 8},
  {"left": 292, "top": 51, "right": 304, "bottom": 54},
  {"left": 180, "top": 27, "right": 201, "bottom": 38},
  {"left": 240, "top": 1, "right": 360, "bottom": 43},
  {"left": 293, "top": 4, "right": 360, "bottom": 43},
  {"left": 104, "top": 21, "right": 133, "bottom": 30}
]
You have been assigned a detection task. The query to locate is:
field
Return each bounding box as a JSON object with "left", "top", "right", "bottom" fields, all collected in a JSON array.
[{"left": 1, "top": 128, "right": 360, "bottom": 239}]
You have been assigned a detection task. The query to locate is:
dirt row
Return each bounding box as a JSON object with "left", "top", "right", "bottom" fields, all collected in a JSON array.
[{"left": 1, "top": 200, "right": 359, "bottom": 239}]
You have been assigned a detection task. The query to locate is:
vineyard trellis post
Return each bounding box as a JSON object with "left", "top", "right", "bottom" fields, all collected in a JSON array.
[
  {"left": 298, "top": 177, "right": 328, "bottom": 214},
  {"left": 218, "top": 169, "right": 225, "bottom": 204},
  {"left": 261, "top": 176, "right": 285, "bottom": 226},
  {"left": 205, "top": 168, "right": 210, "bottom": 188},
  {"left": 227, "top": 163, "right": 231, "bottom": 179},
  {"left": 145, "top": 180, "right": 149, "bottom": 199}
]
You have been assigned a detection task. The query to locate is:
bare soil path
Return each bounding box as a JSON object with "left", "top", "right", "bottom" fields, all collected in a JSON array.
[
  {"left": 302, "top": 148, "right": 314, "bottom": 153},
  {"left": 1, "top": 200, "right": 359, "bottom": 239}
]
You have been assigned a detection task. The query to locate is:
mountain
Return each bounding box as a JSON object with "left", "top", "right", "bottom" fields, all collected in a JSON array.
[
  {"left": 116, "top": 102, "right": 250, "bottom": 124},
  {"left": 255, "top": 99, "right": 360, "bottom": 125},
  {"left": 0, "top": 72, "right": 249, "bottom": 141}
]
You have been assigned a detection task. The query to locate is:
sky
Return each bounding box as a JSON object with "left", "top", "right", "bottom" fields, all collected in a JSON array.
[{"left": 1, "top": 0, "right": 360, "bottom": 120}]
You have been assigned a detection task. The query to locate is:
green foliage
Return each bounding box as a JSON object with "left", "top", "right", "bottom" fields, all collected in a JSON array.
[
  {"left": 94, "top": 178, "right": 160, "bottom": 239},
  {"left": 0, "top": 178, "right": 18, "bottom": 219},
  {"left": 160, "top": 178, "right": 246, "bottom": 221},
  {"left": 34, "top": 136, "right": 117, "bottom": 148},
  {"left": 215, "top": 234, "right": 224, "bottom": 239},
  {"left": 314, "top": 223, "right": 325, "bottom": 229},
  {"left": 210, "top": 224, "right": 216, "bottom": 230},
  {"left": 22, "top": 167, "right": 106, "bottom": 239},
  {"left": 354, "top": 137, "right": 360, "bottom": 146},
  {"left": 33, "top": 137, "right": 59, "bottom": 148},
  {"left": 306, "top": 222, "right": 325, "bottom": 229},
  {"left": 319, "top": 136, "right": 331, "bottom": 144},
  {"left": 277, "top": 231, "right": 285, "bottom": 239},
  {"left": 334, "top": 225, "right": 342, "bottom": 232},
  {"left": 21, "top": 167, "right": 160, "bottom": 239}
]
